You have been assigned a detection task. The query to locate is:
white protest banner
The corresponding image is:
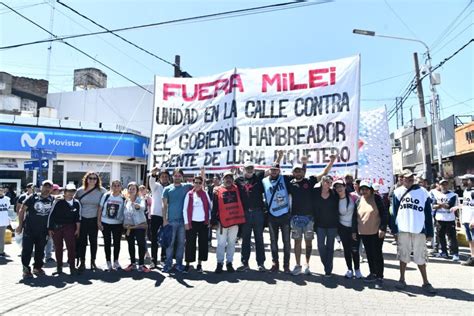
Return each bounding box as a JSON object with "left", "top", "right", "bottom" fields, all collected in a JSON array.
[
  {"left": 357, "top": 107, "right": 393, "bottom": 194},
  {"left": 150, "top": 55, "right": 360, "bottom": 174}
]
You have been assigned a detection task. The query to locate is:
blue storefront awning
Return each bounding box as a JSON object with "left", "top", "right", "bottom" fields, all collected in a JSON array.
[{"left": 0, "top": 124, "right": 149, "bottom": 159}]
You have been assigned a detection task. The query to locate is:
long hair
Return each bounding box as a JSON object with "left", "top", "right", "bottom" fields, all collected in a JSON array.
[
  {"left": 125, "top": 181, "right": 140, "bottom": 200},
  {"left": 81, "top": 171, "right": 103, "bottom": 190}
]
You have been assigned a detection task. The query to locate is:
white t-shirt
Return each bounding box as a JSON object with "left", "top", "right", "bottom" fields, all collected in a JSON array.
[
  {"left": 100, "top": 193, "right": 125, "bottom": 225},
  {"left": 182, "top": 191, "right": 212, "bottom": 225},
  {"left": 461, "top": 188, "right": 474, "bottom": 224},
  {"left": 0, "top": 196, "right": 11, "bottom": 227},
  {"left": 149, "top": 176, "right": 165, "bottom": 217}
]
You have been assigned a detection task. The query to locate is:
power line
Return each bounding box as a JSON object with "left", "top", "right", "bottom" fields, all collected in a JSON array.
[
  {"left": 361, "top": 70, "right": 413, "bottom": 87},
  {"left": 0, "top": 1, "right": 47, "bottom": 14},
  {"left": 0, "top": 2, "right": 153, "bottom": 94},
  {"left": 432, "top": 22, "right": 473, "bottom": 55},
  {"left": 0, "top": 0, "right": 332, "bottom": 51},
  {"left": 56, "top": 0, "right": 178, "bottom": 69},
  {"left": 384, "top": 0, "right": 419, "bottom": 40},
  {"left": 430, "top": 1, "right": 472, "bottom": 50}
]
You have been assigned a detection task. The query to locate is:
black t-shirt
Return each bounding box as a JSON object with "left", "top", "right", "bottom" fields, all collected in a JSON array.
[
  {"left": 313, "top": 187, "right": 339, "bottom": 228},
  {"left": 288, "top": 177, "right": 318, "bottom": 216},
  {"left": 235, "top": 172, "right": 265, "bottom": 211},
  {"left": 23, "top": 193, "right": 54, "bottom": 232},
  {"left": 47, "top": 199, "right": 81, "bottom": 229},
  {"left": 17, "top": 193, "right": 29, "bottom": 205}
]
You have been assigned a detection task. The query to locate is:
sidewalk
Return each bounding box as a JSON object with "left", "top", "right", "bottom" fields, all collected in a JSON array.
[{"left": 0, "top": 230, "right": 472, "bottom": 315}]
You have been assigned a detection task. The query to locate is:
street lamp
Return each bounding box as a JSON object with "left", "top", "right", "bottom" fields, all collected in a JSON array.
[{"left": 353, "top": 28, "right": 443, "bottom": 179}]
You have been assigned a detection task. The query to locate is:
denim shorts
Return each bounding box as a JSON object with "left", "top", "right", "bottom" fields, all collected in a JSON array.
[
  {"left": 464, "top": 223, "right": 474, "bottom": 241},
  {"left": 290, "top": 216, "right": 314, "bottom": 240}
]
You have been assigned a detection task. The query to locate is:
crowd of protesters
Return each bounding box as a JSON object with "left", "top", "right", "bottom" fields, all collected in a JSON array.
[{"left": 2, "top": 155, "right": 474, "bottom": 296}]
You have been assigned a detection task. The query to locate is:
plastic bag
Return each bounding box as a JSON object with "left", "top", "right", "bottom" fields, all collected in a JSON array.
[{"left": 15, "top": 231, "right": 23, "bottom": 247}]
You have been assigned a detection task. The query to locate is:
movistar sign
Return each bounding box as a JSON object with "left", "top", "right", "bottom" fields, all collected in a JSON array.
[{"left": 0, "top": 124, "right": 149, "bottom": 159}]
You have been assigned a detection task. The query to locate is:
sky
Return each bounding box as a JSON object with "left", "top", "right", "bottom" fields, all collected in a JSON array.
[{"left": 1, "top": 0, "right": 473, "bottom": 132}]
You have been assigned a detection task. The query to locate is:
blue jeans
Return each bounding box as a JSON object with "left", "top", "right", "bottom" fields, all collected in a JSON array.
[
  {"left": 316, "top": 227, "right": 338, "bottom": 274},
  {"left": 165, "top": 219, "right": 185, "bottom": 267},
  {"left": 241, "top": 210, "right": 265, "bottom": 266}
]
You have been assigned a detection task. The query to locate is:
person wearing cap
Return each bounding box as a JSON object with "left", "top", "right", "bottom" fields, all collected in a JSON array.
[
  {"left": 262, "top": 160, "right": 292, "bottom": 273},
  {"left": 182, "top": 175, "right": 212, "bottom": 273},
  {"left": 16, "top": 183, "right": 34, "bottom": 214},
  {"left": 162, "top": 168, "right": 203, "bottom": 273},
  {"left": 333, "top": 179, "right": 361, "bottom": 279},
  {"left": 211, "top": 171, "right": 246, "bottom": 273},
  {"left": 0, "top": 187, "right": 11, "bottom": 258},
  {"left": 148, "top": 167, "right": 171, "bottom": 268},
  {"left": 288, "top": 154, "right": 336, "bottom": 276},
  {"left": 459, "top": 174, "right": 474, "bottom": 266},
  {"left": 47, "top": 184, "right": 81, "bottom": 275},
  {"left": 429, "top": 179, "right": 459, "bottom": 261},
  {"left": 16, "top": 180, "right": 54, "bottom": 279},
  {"left": 352, "top": 181, "right": 388, "bottom": 288},
  {"left": 391, "top": 169, "right": 436, "bottom": 294},
  {"left": 235, "top": 160, "right": 267, "bottom": 272},
  {"left": 344, "top": 174, "right": 355, "bottom": 193}
]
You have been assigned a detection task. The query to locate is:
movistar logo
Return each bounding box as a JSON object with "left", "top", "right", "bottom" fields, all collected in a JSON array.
[{"left": 21, "top": 132, "right": 46, "bottom": 148}]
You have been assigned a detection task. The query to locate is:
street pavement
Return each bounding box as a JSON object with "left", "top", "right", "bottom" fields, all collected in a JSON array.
[{"left": 0, "top": 230, "right": 473, "bottom": 315}]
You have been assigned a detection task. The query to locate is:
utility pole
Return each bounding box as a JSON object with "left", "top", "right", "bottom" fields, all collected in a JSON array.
[
  {"left": 174, "top": 55, "right": 181, "bottom": 78},
  {"left": 414, "top": 52, "right": 433, "bottom": 182}
]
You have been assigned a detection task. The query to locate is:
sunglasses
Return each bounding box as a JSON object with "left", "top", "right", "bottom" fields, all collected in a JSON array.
[
  {"left": 88, "top": 177, "right": 98, "bottom": 180},
  {"left": 194, "top": 181, "right": 203, "bottom": 185}
]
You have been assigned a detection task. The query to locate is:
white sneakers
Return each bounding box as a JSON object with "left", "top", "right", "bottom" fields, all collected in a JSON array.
[
  {"left": 106, "top": 261, "right": 113, "bottom": 271},
  {"left": 113, "top": 261, "right": 122, "bottom": 270},
  {"left": 452, "top": 254, "right": 460, "bottom": 262},
  {"left": 291, "top": 265, "right": 302, "bottom": 276},
  {"left": 344, "top": 270, "right": 353, "bottom": 279},
  {"left": 304, "top": 265, "right": 311, "bottom": 275},
  {"left": 355, "top": 269, "right": 363, "bottom": 279}
]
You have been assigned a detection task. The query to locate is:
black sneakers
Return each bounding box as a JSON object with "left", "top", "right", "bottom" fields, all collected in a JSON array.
[{"left": 215, "top": 263, "right": 223, "bottom": 273}]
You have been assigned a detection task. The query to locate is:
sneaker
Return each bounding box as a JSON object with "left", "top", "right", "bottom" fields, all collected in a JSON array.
[
  {"left": 291, "top": 265, "right": 302, "bottom": 276},
  {"left": 175, "top": 264, "right": 185, "bottom": 273},
  {"left": 162, "top": 264, "right": 172, "bottom": 273},
  {"left": 258, "top": 265, "right": 266, "bottom": 272},
  {"left": 70, "top": 267, "right": 78, "bottom": 276},
  {"left": 46, "top": 257, "right": 55, "bottom": 263},
  {"left": 354, "top": 269, "right": 363, "bottom": 279},
  {"left": 324, "top": 272, "right": 332, "bottom": 278},
  {"left": 183, "top": 264, "right": 191, "bottom": 274},
  {"left": 304, "top": 265, "right": 311, "bottom": 275},
  {"left": 452, "top": 254, "right": 460, "bottom": 262},
  {"left": 215, "top": 263, "right": 223, "bottom": 274},
  {"left": 149, "top": 262, "right": 156, "bottom": 270},
  {"left": 33, "top": 268, "right": 45, "bottom": 276},
  {"left": 226, "top": 263, "right": 235, "bottom": 273},
  {"left": 395, "top": 280, "right": 407, "bottom": 290},
  {"left": 363, "top": 274, "right": 377, "bottom": 283},
  {"left": 0, "top": 252, "right": 6, "bottom": 258},
  {"left": 283, "top": 266, "right": 291, "bottom": 274},
  {"left": 113, "top": 261, "right": 122, "bottom": 270},
  {"left": 55, "top": 266, "right": 63, "bottom": 275},
  {"left": 236, "top": 264, "right": 249, "bottom": 272},
  {"left": 438, "top": 252, "right": 449, "bottom": 259},
  {"left": 22, "top": 266, "right": 33, "bottom": 279},
  {"left": 344, "top": 270, "right": 354, "bottom": 279},
  {"left": 422, "top": 283, "right": 437, "bottom": 295},
  {"left": 124, "top": 264, "right": 136, "bottom": 272},
  {"left": 106, "top": 261, "right": 113, "bottom": 272},
  {"left": 461, "top": 257, "right": 474, "bottom": 266},
  {"left": 77, "top": 260, "right": 86, "bottom": 272},
  {"left": 196, "top": 264, "right": 203, "bottom": 273},
  {"left": 270, "top": 262, "right": 279, "bottom": 273},
  {"left": 375, "top": 279, "right": 384, "bottom": 289},
  {"left": 139, "top": 265, "right": 151, "bottom": 273}
]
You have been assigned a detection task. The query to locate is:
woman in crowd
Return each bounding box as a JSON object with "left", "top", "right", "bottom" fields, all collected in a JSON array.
[
  {"left": 47, "top": 184, "right": 81, "bottom": 275},
  {"left": 75, "top": 171, "right": 106, "bottom": 272},
  {"left": 333, "top": 179, "right": 362, "bottom": 279},
  {"left": 183, "top": 175, "right": 212, "bottom": 273},
  {"left": 352, "top": 181, "right": 388, "bottom": 289},
  {"left": 314, "top": 175, "right": 339, "bottom": 277},
  {"left": 98, "top": 180, "right": 125, "bottom": 271},
  {"left": 123, "top": 182, "right": 149, "bottom": 272},
  {"left": 138, "top": 184, "right": 152, "bottom": 263}
]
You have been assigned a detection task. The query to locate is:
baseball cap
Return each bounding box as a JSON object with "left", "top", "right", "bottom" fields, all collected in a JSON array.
[
  {"left": 42, "top": 180, "right": 53, "bottom": 186},
  {"left": 359, "top": 180, "right": 373, "bottom": 190},
  {"left": 26, "top": 183, "right": 34, "bottom": 188},
  {"left": 223, "top": 171, "right": 234, "bottom": 179},
  {"left": 64, "top": 183, "right": 77, "bottom": 191},
  {"left": 439, "top": 179, "right": 448, "bottom": 184},
  {"left": 333, "top": 179, "right": 345, "bottom": 186},
  {"left": 52, "top": 184, "right": 61, "bottom": 191},
  {"left": 372, "top": 183, "right": 380, "bottom": 191},
  {"left": 270, "top": 163, "right": 280, "bottom": 169},
  {"left": 460, "top": 173, "right": 474, "bottom": 180},
  {"left": 292, "top": 163, "right": 304, "bottom": 171},
  {"left": 243, "top": 160, "right": 255, "bottom": 168},
  {"left": 401, "top": 169, "right": 414, "bottom": 177}
]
